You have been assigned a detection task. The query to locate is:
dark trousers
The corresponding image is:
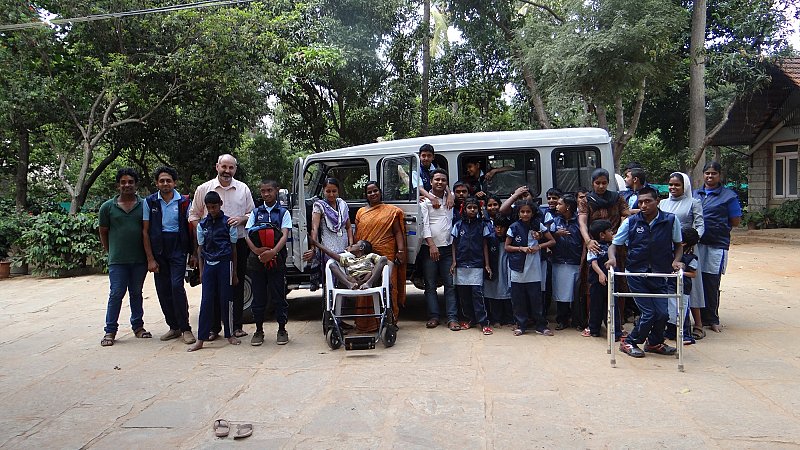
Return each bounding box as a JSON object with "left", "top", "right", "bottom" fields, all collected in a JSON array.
[
  {"left": 487, "top": 298, "right": 513, "bottom": 325},
  {"left": 588, "top": 280, "right": 622, "bottom": 337},
  {"left": 701, "top": 272, "right": 722, "bottom": 326},
  {"left": 541, "top": 260, "right": 552, "bottom": 317},
  {"left": 213, "top": 238, "right": 247, "bottom": 332},
  {"left": 555, "top": 301, "right": 571, "bottom": 326},
  {"left": 456, "top": 284, "right": 489, "bottom": 327},
  {"left": 153, "top": 233, "right": 191, "bottom": 332},
  {"left": 511, "top": 281, "right": 546, "bottom": 332},
  {"left": 250, "top": 265, "right": 288, "bottom": 328},
  {"left": 625, "top": 275, "right": 668, "bottom": 346},
  {"left": 199, "top": 260, "right": 234, "bottom": 340}
]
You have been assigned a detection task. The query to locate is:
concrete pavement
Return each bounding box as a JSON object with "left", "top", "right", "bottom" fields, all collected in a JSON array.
[{"left": 0, "top": 241, "right": 799, "bottom": 449}]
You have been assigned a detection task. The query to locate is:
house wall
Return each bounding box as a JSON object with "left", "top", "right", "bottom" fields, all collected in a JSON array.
[{"left": 748, "top": 143, "right": 770, "bottom": 212}]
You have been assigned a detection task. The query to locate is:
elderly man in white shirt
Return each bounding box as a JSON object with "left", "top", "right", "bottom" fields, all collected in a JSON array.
[{"left": 189, "top": 154, "right": 255, "bottom": 339}]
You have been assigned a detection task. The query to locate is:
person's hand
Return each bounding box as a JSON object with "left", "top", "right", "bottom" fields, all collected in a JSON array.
[
  {"left": 449, "top": 262, "right": 456, "bottom": 275},
  {"left": 605, "top": 258, "right": 616, "bottom": 270},
  {"left": 188, "top": 255, "right": 198, "bottom": 269},
  {"left": 555, "top": 228, "right": 570, "bottom": 238},
  {"left": 485, "top": 169, "right": 496, "bottom": 182},
  {"left": 302, "top": 249, "right": 314, "bottom": 262},
  {"left": 259, "top": 249, "right": 276, "bottom": 264},
  {"left": 485, "top": 265, "right": 493, "bottom": 279},
  {"left": 672, "top": 261, "right": 685, "bottom": 272},
  {"left": 512, "top": 185, "right": 529, "bottom": 199},
  {"left": 529, "top": 244, "right": 540, "bottom": 254},
  {"left": 227, "top": 215, "right": 244, "bottom": 227},
  {"left": 599, "top": 273, "right": 607, "bottom": 286},
  {"left": 147, "top": 259, "right": 159, "bottom": 273},
  {"left": 445, "top": 192, "right": 455, "bottom": 209},
  {"left": 429, "top": 245, "right": 440, "bottom": 262},
  {"left": 232, "top": 272, "right": 239, "bottom": 286},
  {"left": 533, "top": 231, "right": 542, "bottom": 240},
  {"left": 475, "top": 190, "right": 486, "bottom": 199},
  {"left": 587, "top": 239, "right": 601, "bottom": 254},
  {"left": 430, "top": 195, "right": 441, "bottom": 209},
  {"left": 395, "top": 250, "right": 405, "bottom": 265}
]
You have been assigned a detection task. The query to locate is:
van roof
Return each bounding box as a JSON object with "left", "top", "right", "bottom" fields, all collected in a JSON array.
[{"left": 306, "top": 128, "right": 610, "bottom": 160}]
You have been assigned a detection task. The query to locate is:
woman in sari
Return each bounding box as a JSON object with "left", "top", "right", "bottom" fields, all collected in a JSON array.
[
  {"left": 354, "top": 181, "right": 406, "bottom": 331},
  {"left": 660, "top": 172, "right": 706, "bottom": 339}
]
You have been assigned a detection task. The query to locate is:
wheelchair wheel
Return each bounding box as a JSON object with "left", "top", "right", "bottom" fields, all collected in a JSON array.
[
  {"left": 381, "top": 324, "right": 397, "bottom": 348},
  {"left": 326, "top": 328, "right": 342, "bottom": 350}
]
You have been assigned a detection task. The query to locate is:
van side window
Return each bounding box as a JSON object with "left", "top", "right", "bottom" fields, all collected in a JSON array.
[
  {"left": 381, "top": 156, "right": 418, "bottom": 202},
  {"left": 305, "top": 160, "right": 370, "bottom": 202},
  {"left": 553, "top": 147, "right": 600, "bottom": 193},
  {"left": 459, "top": 151, "right": 540, "bottom": 198}
]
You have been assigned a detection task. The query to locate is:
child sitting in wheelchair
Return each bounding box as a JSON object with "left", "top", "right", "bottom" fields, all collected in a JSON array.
[{"left": 311, "top": 238, "right": 391, "bottom": 290}]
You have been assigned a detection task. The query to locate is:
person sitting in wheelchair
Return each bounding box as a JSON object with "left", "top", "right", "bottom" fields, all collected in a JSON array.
[{"left": 311, "top": 238, "right": 391, "bottom": 290}]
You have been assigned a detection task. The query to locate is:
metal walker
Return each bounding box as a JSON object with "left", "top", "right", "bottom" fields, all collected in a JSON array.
[{"left": 607, "top": 268, "right": 686, "bottom": 372}]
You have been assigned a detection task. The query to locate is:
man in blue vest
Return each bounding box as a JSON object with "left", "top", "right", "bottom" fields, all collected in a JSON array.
[
  {"left": 607, "top": 187, "right": 683, "bottom": 358},
  {"left": 245, "top": 179, "right": 291, "bottom": 346},
  {"left": 143, "top": 166, "right": 196, "bottom": 345}
]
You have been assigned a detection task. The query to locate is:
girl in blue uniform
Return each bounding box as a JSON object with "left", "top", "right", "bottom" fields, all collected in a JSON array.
[{"left": 550, "top": 194, "right": 583, "bottom": 330}]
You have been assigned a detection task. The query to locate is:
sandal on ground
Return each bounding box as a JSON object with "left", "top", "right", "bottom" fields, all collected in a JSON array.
[
  {"left": 691, "top": 327, "right": 706, "bottom": 340},
  {"left": 233, "top": 329, "right": 248, "bottom": 338},
  {"left": 535, "top": 328, "right": 554, "bottom": 336},
  {"left": 234, "top": 423, "right": 253, "bottom": 439},
  {"left": 482, "top": 326, "right": 493, "bottom": 335},
  {"left": 581, "top": 328, "right": 592, "bottom": 337},
  {"left": 213, "top": 419, "right": 230, "bottom": 438},
  {"left": 100, "top": 333, "right": 115, "bottom": 347},
  {"left": 512, "top": 328, "right": 524, "bottom": 336},
  {"left": 426, "top": 319, "right": 440, "bottom": 329},
  {"left": 460, "top": 322, "right": 471, "bottom": 330},
  {"left": 133, "top": 328, "right": 152, "bottom": 339},
  {"left": 448, "top": 321, "right": 461, "bottom": 331}
]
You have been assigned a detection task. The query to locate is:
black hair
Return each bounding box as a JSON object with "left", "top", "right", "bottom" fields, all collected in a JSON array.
[
  {"left": 623, "top": 161, "right": 643, "bottom": 172},
  {"left": 153, "top": 166, "right": 178, "bottom": 182},
  {"left": 486, "top": 194, "right": 501, "bottom": 206},
  {"left": 681, "top": 226, "right": 699, "bottom": 248},
  {"left": 116, "top": 168, "right": 139, "bottom": 183},
  {"left": 260, "top": 179, "right": 279, "bottom": 189},
  {"left": 494, "top": 216, "right": 511, "bottom": 227},
  {"left": 464, "top": 156, "right": 482, "bottom": 167},
  {"left": 322, "top": 177, "right": 340, "bottom": 190},
  {"left": 463, "top": 196, "right": 480, "bottom": 208},
  {"left": 590, "top": 219, "right": 613, "bottom": 240},
  {"left": 703, "top": 161, "right": 722, "bottom": 172},
  {"left": 560, "top": 194, "right": 578, "bottom": 214},
  {"left": 576, "top": 186, "right": 590, "bottom": 195},
  {"left": 514, "top": 199, "right": 537, "bottom": 214},
  {"left": 591, "top": 168, "right": 610, "bottom": 182},
  {"left": 419, "top": 143, "right": 434, "bottom": 155},
  {"left": 637, "top": 186, "right": 659, "bottom": 200},
  {"left": 546, "top": 188, "right": 563, "bottom": 198},
  {"left": 629, "top": 167, "right": 647, "bottom": 185},
  {"left": 359, "top": 239, "right": 373, "bottom": 254},
  {"left": 452, "top": 181, "right": 468, "bottom": 192},
  {"left": 363, "top": 180, "right": 380, "bottom": 197},
  {"left": 430, "top": 168, "right": 448, "bottom": 181},
  {"left": 204, "top": 191, "right": 222, "bottom": 204}
]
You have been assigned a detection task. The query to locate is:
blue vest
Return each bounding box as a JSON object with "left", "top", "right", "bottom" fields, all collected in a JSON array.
[
  {"left": 419, "top": 164, "right": 435, "bottom": 191},
  {"left": 453, "top": 218, "right": 488, "bottom": 268},
  {"left": 145, "top": 193, "right": 191, "bottom": 256},
  {"left": 507, "top": 218, "right": 541, "bottom": 272},
  {"left": 625, "top": 211, "right": 676, "bottom": 273},
  {"left": 252, "top": 203, "right": 288, "bottom": 261},
  {"left": 588, "top": 242, "right": 610, "bottom": 284},
  {"left": 694, "top": 185, "right": 738, "bottom": 249},
  {"left": 199, "top": 213, "right": 232, "bottom": 262},
  {"left": 487, "top": 234, "right": 501, "bottom": 276},
  {"left": 551, "top": 215, "right": 582, "bottom": 265}
]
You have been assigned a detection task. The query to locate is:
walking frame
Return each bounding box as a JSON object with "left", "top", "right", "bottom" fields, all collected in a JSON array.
[{"left": 607, "top": 267, "right": 686, "bottom": 372}]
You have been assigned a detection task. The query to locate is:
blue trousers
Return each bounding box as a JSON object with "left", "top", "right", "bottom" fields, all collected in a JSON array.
[
  {"left": 104, "top": 263, "right": 148, "bottom": 333},
  {"left": 456, "top": 284, "right": 489, "bottom": 326},
  {"left": 198, "top": 261, "right": 234, "bottom": 340},
  {"left": 486, "top": 298, "right": 513, "bottom": 325},
  {"left": 250, "top": 266, "right": 288, "bottom": 326},
  {"left": 511, "top": 281, "right": 546, "bottom": 332},
  {"left": 421, "top": 245, "right": 458, "bottom": 323},
  {"left": 626, "top": 275, "right": 669, "bottom": 346},
  {"left": 153, "top": 233, "right": 191, "bottom": 331}
]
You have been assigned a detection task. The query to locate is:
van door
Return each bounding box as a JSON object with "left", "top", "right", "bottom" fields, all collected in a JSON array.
[
  {"left": 290, "top": 156, "right": 307, "bottom": 272},
  {"left": 378, "top": 153, "right": 422, "bottom": 269}
]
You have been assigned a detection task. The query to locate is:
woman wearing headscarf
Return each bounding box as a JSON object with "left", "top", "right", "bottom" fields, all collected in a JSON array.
[{"left": 660, "top": 172, "right": 706, "bottom": 339}]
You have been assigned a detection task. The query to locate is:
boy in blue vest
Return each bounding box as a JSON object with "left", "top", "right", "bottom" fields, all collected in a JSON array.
[
  {"left": 187, "top": 191, "right": 241, "bottom": 352},
  {"left": 142, "top": 166, "right": 196, "bottom": 345},
  {"left": 245, "top": 179, "right": 291, "bottom": 346},
  {"left": 607, "top": 187, "right": 684, "bottom": 358}
]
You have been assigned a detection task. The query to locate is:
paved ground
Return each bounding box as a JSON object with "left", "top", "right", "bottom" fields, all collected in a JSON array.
[{"left": 1, "top": 241, "right": 799, "bottom": 449}]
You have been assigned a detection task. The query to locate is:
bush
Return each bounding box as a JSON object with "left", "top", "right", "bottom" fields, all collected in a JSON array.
[
  {"left": 775, "top": 200, "right": 800, "bottom": 228},
  {"left": 0, "top": 213, "right": 29, "bottom": 259},
  {"left": 19, "top": 212, "right": 106, "bottom": 277}
]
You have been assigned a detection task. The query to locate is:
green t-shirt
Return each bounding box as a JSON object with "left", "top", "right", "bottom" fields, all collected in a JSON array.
[{"left": 99, "top": 196, "right": 146, "bottom": 265}]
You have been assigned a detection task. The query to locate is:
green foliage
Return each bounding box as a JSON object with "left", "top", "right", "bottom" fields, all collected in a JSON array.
[
  {"left": 621, "top": 132, "right": 690, "bottom": 184},
  {"left": 774, "top": 200, "right": 800, "bottom": 228},
  {"left": 18, "top": 212, "right": 106, "bottom": 277},
  {"left": 236, "top": 134, "right": 304, "bottom": 190},
  {"left": 0, "top": 213, "right": 27, "bottom": 259},
  {"left": 741, "top": 210, "right": 765, "bottom": 229}
]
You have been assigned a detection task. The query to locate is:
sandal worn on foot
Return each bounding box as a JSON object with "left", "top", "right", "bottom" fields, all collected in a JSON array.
[
  {"left": 213, "top": 419, "right": 230, "bottom": 437},
  {"left": 101, "top": 333, "right": 115, "bottom": 347},
  {"left": 691, "top": 326, "right": 706, "bottom": 340},
  {"left": 426, "top": 319, "right": 440, "bottom": 329},
  {"left": 133, "top": 328, "right": 152, "bottom": 339},
  {"left": 448, "top": 321, "right": 461, "bottom": 331},
  {"left": 581, "top": 327, "right": 592, "bottom": 337},
  {"left": 512, "top": 328, "right": 524, "bottom": 336},
  {"left": 233, "top": 329, "right": 248, "bottom": 338},
  {"left": 482, "top": 326, "right": 493, "bottom": 335}
]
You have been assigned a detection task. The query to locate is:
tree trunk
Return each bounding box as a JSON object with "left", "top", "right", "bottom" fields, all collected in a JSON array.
[
  {"left": 689, "top": 0, "right": 707, "bottom": 189},
  {"left": 15, "top": 128, "right": 30, "bottom": 212},
  {"left": 421, "top": 0, "right": 431, "bottom": 136}
]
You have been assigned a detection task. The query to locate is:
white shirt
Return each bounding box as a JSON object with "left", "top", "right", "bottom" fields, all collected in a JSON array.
[
  {"left": 420, "top": 194, "right": 452, "bottom": 248},
  {"left": 189, "top": 177, "right": 255, "bottom": 238}
]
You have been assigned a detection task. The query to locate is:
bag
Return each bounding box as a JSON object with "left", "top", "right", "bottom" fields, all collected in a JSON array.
[
  {"left": 247, "top": 223, "right": 284, "bottom": 271},
  {"left": 185, "top": 266, "right": 201, "bottom": 287}
]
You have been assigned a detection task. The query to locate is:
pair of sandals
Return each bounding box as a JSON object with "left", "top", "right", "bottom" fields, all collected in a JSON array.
[
  {"left": 213, "top": 419, "right": 252, "bottom": 439},
  {"left": 101, "top": 327, "right": 152, "bottom": 347}
]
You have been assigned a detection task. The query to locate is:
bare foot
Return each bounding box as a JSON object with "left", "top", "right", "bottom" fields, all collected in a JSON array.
[
  {"left": 709, "top": 324, "right": 722, "bottom": 333},
  {"left": 358, "top": 283, "right": 372, "bottom": 290},
  {"left": 347, "top": 281, "right": 359, "bottom": 289},
  {"left": 228, "top": 336, "right": 241, "bottom": 345},
  {"left": 186, "top": 340, "right": 205, "bottom": 352}
]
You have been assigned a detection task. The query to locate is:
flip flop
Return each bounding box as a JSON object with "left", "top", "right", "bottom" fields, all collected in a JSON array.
[
  {"left": 133, "top": 328, "right": 152, "bottom": 339},
  {"left": 213, "top": 419, "right": 230, "bottom": 438},
  {"left": 447, "top": 321, "right": 461, "bottom": 331},
  {"left": 234, "top": 423, "right": 253, "bottom": 439},
  {"left": 691, "top": 327, "right": 706, "bottom": 340},
  {"left": 425, "top": 319, "right": 440, "bottom": 329}
]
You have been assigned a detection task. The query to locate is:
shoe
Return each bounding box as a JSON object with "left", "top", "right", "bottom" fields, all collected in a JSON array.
[
  {"left": 250, "top": 331, "right": 264, "bottom": 346},
  {"left": 555, "top": 322, "right": 568, "bottom": 331},
  {"left": 683, "top": 336, "right": 696, "bottom": 345},
  {"left": 460, "top": 322, "right": 471, "bottom": 330},
  {"left": 276, "top": 329, "right": 289, "bottom": 345},
  {"left": 581, "top": 328, "right": 592, "bottom": 337},
  {"left": 182, "top": 331, "right": 196, "bottom": 344},
  {"left": 619, "top": 341, "right": 645, "bottom": 358},
  {"left": 644, "top": 342, "right": 677, "bottom": 355},
  {"left": 482, "top": 326, "right": 493, "bottom": 335},
  {"left": 534, "top": 328, "right": 554, "bottom": 336},
  {"left": 160, "top": 329, "right": 181, "bottom": 341}
]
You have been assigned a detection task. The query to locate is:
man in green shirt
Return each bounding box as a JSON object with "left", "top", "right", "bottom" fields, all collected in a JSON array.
[{"left": 98, "top": 168, "right": 150, "bottom": 347}]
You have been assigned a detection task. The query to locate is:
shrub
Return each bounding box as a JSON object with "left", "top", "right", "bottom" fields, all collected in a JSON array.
[
  {"left": 0, "top": 213, "right": 30, "bottom": 260},
  {"left": 775, "top": 200, "right": 800, "bottom": 228},
  {"left": 18, "top": 212, "right": 106, "bottom": 277}
]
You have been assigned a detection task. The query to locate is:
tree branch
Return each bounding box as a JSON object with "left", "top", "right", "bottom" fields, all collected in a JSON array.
[
  {"left": 694, "top": 99, "right": 735, "bottom": 165},
  {"left": 517, "top": 0, "right": 564, "bottom": 24},
  {"left": 621, "top": 78, "right": 647, "bottom": 146}
]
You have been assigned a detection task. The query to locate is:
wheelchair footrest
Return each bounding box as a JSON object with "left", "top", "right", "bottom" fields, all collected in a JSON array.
[{"left": 344, "top": 335, "right": 376, "bottom": 351}]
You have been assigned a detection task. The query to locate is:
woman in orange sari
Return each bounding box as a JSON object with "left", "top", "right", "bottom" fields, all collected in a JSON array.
[{"left": 353, "top": 181, "right": 406, "bottom": 331}]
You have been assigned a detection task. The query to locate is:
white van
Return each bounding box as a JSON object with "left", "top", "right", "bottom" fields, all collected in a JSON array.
[{"left": 276, "top": 127, "right": 614, "bottom": 291}]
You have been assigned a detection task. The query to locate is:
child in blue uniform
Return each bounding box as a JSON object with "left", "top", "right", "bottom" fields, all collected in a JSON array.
[
  {"left": 583, "top": 220, "right": 623, "bottom": 339},
  {"left": 485, "top": 216, "right": 513, "bottom": 327},
  {"left": 505, "top": 199, "right": 555, "bottom": 336},
  {"left": 666, "top": 227, "right": 699, "bottom": 345},
  {"left": 451, "top": 197, "right": 494, "bottom": 335},
  {"left": 540, "top": 188, "right": 562, "bottom": 318},
  {"left": 188, "top": 192, "right": 240, "bottom": 352},
  {"left": 550, "top": 194, "right": 582, "bottom": 330}
]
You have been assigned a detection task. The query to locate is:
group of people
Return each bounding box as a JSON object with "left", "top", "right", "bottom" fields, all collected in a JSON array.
[{"left": 99, "top": 144, "right": 741, "bottom": 359}]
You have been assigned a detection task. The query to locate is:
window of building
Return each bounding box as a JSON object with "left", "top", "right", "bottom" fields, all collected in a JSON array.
[{"left": 773, "top": 143, "right": 799, "bottom": 198}]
